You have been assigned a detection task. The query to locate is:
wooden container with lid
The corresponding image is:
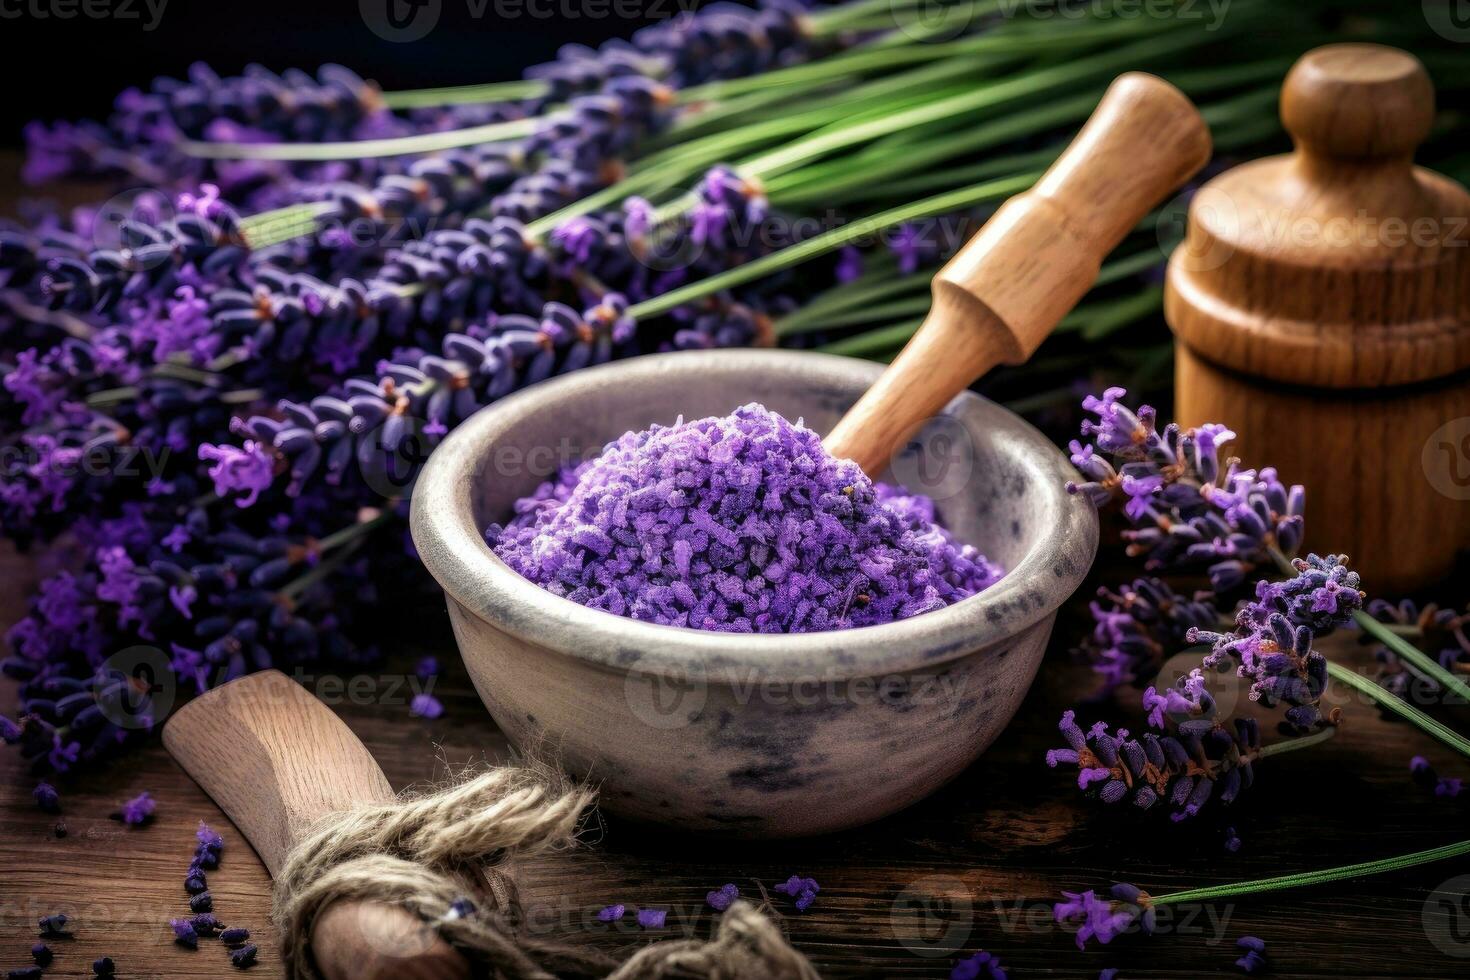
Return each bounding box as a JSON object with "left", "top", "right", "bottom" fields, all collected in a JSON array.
[{"left": 1166, "top": 43, "right": 1470, "bottom": 594}]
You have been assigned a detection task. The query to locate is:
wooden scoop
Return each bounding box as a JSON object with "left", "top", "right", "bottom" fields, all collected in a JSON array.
[
  {"left": 163, "top": 669, "right": 470, "bottom": 980},
  {"left": 823, "top": 72, "right": 1212, "bottom": 476}
]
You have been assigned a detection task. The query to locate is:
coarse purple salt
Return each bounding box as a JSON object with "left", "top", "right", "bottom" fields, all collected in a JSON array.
[{"left": 489, "top": 404, "right": 1002, "bottom": 633}]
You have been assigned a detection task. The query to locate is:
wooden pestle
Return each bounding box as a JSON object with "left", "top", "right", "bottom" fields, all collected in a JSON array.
[
  {"left": 824, "top": 72, "right": 1212, "bottom": 476},
  {"left": 163, "top": 669, "right": 471, "bottom": 980}
]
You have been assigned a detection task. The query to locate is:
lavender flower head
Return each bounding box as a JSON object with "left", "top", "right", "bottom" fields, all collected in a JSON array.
[
  {"left": 116, "top": 790, "right": 156, "bottom": 826},
  {"left": 1066, "top": 388, "right": 1304, "bottom": 590},
  {"left": 489, "top": 405, "right": 1001, "bottom": 632},
  {"left": 1053, "top": 883, "right": 1154, "bottom": 948}
]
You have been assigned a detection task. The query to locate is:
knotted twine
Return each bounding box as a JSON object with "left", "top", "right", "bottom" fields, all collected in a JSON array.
[{"left": 273, "top": 761, "right": 821, "bottom": 979}]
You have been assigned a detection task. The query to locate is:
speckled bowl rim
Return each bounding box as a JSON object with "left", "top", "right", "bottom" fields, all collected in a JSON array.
[{"left": 411, "top": 349, "right": 1097, "bottom": 683}]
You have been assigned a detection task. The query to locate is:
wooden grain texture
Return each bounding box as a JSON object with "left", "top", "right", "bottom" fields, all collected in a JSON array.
[
  {"left": 6, "top": 535, "right": 1470, "bottom": 979},
  {"left": 1165, "top": 44, "right": 1470, "bottom": 593},
  {"left": 824, "top": 72, "right": 1212, "bottom": 477},
  {"left": 162, "top": 671, "right": 469, "bottom": 980}
]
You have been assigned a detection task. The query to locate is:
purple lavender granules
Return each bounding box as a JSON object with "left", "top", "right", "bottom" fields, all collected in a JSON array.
[
  {"left": 636, "top": 907, "right": 668, "bottom": 929},
  {"left": 706, "top": 883, "right": 740, "bottom": 911},
  {"left": 489, "top": 405, "right": 1002, "bottom": 633},
  {"left": 774, "top": 874, "right": 820, "bottom": 911}
]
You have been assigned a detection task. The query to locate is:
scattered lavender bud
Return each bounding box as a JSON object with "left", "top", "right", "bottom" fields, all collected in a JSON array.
[
  {"left": 774, "top": 874, "right": 820, "bottom": 911},
  {"left": 415, "top": 656, "right": 439, "bottom": 680},
  {"left": 220, "top": 928, "right": 251, "bottom": 946},
  {"left": 92, "top": 956, "right": 116, "bottom": 977},
  {"left": 194, "top": 823, "right": 224, "bottom": 868},
  {"left": 191, "top": 913, "right": 222, "bottom": 936},
  {"left": 1410, "top": 756, "right": 1464, "bottom": 798},
  {"left": 30, "top": 944, "right": 52, "bottom": 966},
  {"left": 32, "top": 782, "right": 60, "bottom": 812},
  {"left": 409, "top": 693, "right": 444, "bottom": 719},
  {"left": 115, "top": 791, "right": 156, "bottom": 826},
  {"left": 38, "top": 913, "right": 69, "bottom": 937},
  {"left": 1235, "top": 936, "right": 1267, "bottom": 974},
  {"left": 1053, "top": 885, "right": 1153, "bottom": 948},
  {"left": 8, "top": 968, "right": 43, "bottom": 980},
  {"left": 706, "top": 883, "right": 739, "bottom": 911},
  {"left": 596, "top": 904, "right": 625, "bottom": 923},
  {"left": 636, "top": 908, "right": 668, "bottom": 929},
  {"left": 185, "top": 869, "right": 209, "bottom": 894},
  {"left": 230, "top": 943, "right": 259, "bottom": 969},
  {"left": 1224, "top": 827, "right": 1242, "bottom": 853},
  {"left": 950, "top": 949, "right": 1007, "bottom": 980},
  {"left": 1099, "top": 971, "right": 1120, "bottom": 980},
  {"left": 190, "top": 891, "right": 213, "bottom": 914},
  {"left": 171, "top": 918, "right": 200, "bottom": 949}
]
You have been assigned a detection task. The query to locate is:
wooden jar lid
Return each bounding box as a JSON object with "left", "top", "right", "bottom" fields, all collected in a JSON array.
[{"left": 1165, "top": 44, "right": 1470, "bottom": 389}]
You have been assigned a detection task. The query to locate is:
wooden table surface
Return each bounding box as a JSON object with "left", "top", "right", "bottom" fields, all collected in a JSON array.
[{"left": 4, "top": 537, "right": 1470, "bottom": 980}]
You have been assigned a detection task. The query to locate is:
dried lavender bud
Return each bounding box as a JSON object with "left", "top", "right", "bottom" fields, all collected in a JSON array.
[
  {"left": 1053, "top": 884, "right": 1153, "bottom": 949},
  {"left": 38, "top": 913, "right": 69, "bottom": 937},
  {"left": 774, "top": 874, "right": 820, "bottom": 911},
  {"left": 1082, "top": 578, "right": 1219, "bottom": 692},
  {"left": 230, "top": 943, "right": 258, "bottom": 969},
  {"left": 950, "top": 950, "right": 1007, "bottom": 980},
  {"left": 636, "top": 908, "right": 667, "bottom": 929},
  {"left": 1224, "top": 826, "right": 1242, "bottom": 853},
  {"left": 92, "top": 956, "right": 116, "bottom": 977},
  {"left": 185, "top": 869, "right": 209, "bottom": 895},
  {"left": 409, "top": 693, "right": 444, "bottom": 719},
  {"left": 171, "top": 918, "right": 200, "bottom": 949},
  {"left": 220, "top": 927, "right": 251, "bottom": 946},
  {"left": 114, "top": 791, "right": 155, "bottom": 826},
  {"left": 491, "top": 405, "right": 1002, "bottom": 632},
  {"left": 1234, "top": 936, "right": 1267, "bottom": 974},
  {"left": 596, "top": 904, "right": 625, "bottom": 923},
  {"left": 190, "top": 891, "right": 213, "bottom": 914},
  {"left": 191, "top": 913, "right": 222, "bottom": 936},
  {"left": 706, "top": 883, "right": 739, "bottom": 912},
  {"left": 30, "top": 944, "right": 52, "bottom": 966},
  {"left": 1410, "top": 756, "right": 1464, "bottom": 798},
  {"left": 196, "top": 822, "right": 225, "bottom": 867},
  {"left": 8, "top": 968, "right": 43, "bottom": 980},
  {"left": 32, "top": 781, "right": 59, "bottom": 812}
]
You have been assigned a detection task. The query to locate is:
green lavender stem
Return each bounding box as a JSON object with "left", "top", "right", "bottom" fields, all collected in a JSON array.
[
  {"left": 626, "top": 172, "right": 1039, "bottom": 322},
  {"left": 1326, "top": 663, "right": 1470, "bottom": 760},
  {"left": 1153, "top": 838, "right": 1470, "bottom": 907}
]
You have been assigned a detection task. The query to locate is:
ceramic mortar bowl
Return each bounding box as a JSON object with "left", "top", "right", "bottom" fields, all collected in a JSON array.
[{"left": 411, "top": 349, "right": 1097, "bottom": 838}]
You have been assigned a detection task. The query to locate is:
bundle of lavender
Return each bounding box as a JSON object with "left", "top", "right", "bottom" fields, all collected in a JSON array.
[{"left": 0, "top": 0, "right": 1460, "bottom": 799}]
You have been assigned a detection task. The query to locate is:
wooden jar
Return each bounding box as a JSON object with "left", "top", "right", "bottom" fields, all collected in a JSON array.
[{"left": 1165, "top": 44, "right": 1470, "bottom": 595}]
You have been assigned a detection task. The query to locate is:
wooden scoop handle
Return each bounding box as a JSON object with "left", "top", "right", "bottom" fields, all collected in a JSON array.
[
  {"left": 824, "top": 72, "right": 1212, "bottom": 476},
  {"left": 162, "top": 670, "right": 469, "bottom": 980}
]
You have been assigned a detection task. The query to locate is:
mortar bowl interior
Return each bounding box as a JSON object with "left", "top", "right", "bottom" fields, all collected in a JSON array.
[{"left": 411, "top": 349, "right": 1097, "bottom": 837}]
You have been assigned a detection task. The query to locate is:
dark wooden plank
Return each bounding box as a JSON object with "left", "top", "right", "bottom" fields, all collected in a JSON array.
[{"left": 4, "top": 530, "right": 1469, "bottom": 978}]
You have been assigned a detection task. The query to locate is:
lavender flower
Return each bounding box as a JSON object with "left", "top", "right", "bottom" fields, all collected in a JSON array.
[
  {"left": 1046, "top": 709, "right": 1258, "bottom": 821},
  {"left": 190, "top": 891, "right": 214, "bottom": 914},
  {"left": 191, "top": 913, "right": 222, "bottom": 936},
  {"left": 774, "top": 874, "right": 820, "bottom": 911},
  {"left": 1410, "top": 756, "right": 1464, "bottom": 799},
  {"left": 409, "top": 693, "right": 444, "bottom": 720},
  {"left": 230, "top": 944, "right": 259, "bottom": 969},
  {"left": 1053, "top": 884, "right": 1152, "bottom": 948},
  {"left": 706, "top": 883, "right": 740, "bottom": 911},
  {"left": 32, "top": 782, "right": 59, "bottom": 812},
  {"left": 115, "top": 791, "right": 156, "bottom": 826},
  {"left": 596, "top": 904, "right": 625, "bottom": 923},
  {"left": 950, "top": 950, "right": 1007, "bottom": 980},
  {"left": 221, "top": 927, "right": 251, "bottom": 945},
  {"left": 636, "top": 907, "right": 668, "bottom": 929},
  {"left": 1234, "top": 936, "right": 1267, "bottom": 974},
  {"left": 1082, "top": 578, "right": 1219, "bottom": 692},
  {"left": 38, "top": 913, "right": 69, "bottom": 937}
]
